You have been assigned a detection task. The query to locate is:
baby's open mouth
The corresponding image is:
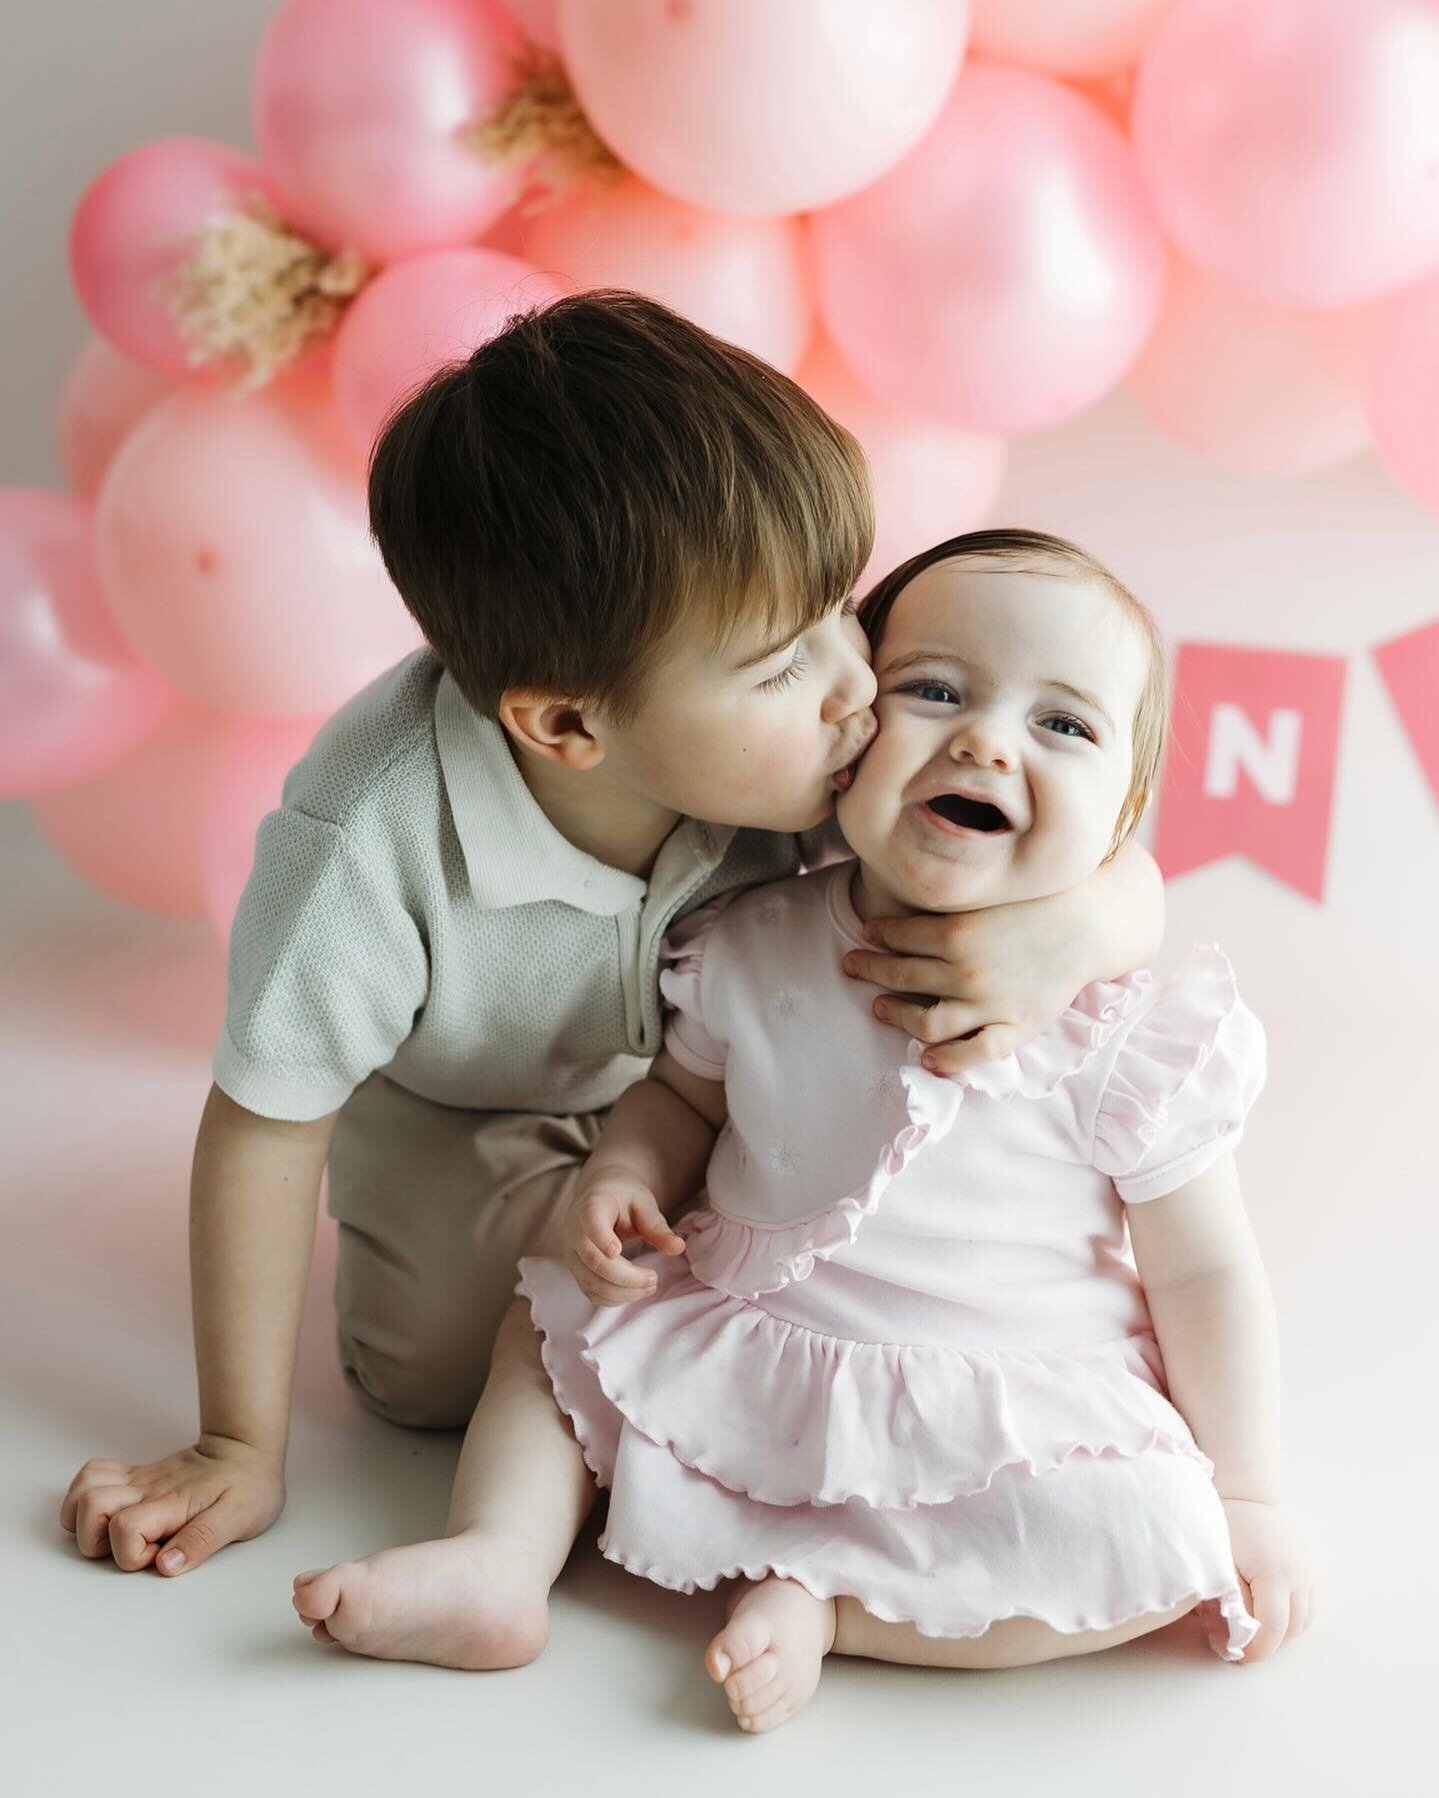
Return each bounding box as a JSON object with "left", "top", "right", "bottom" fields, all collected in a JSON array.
[{"left": 923, "top": 793, "right": 1014, "bottom": 833}]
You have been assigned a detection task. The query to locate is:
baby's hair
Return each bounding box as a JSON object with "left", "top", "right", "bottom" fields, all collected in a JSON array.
[{"left": 861, "top": 529, "right": 1169, "bottom": 856}]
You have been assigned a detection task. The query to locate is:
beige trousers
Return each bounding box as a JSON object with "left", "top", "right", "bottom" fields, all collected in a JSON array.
[{"left": 325, "top": 1073, "right": 605, "bottom": 1430}]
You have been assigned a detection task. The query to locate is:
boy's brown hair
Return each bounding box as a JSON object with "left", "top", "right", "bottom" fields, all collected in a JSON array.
[
  {"left": 861, "top": 528, "right": 1169, "bottom": 855},
  {"left": 368, "top": 290, "right": 874, "bottom": 721}
]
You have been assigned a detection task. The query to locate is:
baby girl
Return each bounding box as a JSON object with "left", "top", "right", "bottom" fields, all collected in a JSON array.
[{"left": 295, "top": 529, "right": 1313, "bottom": 1725}]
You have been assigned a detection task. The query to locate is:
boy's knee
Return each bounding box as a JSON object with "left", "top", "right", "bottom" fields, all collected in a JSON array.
[{"left": 336, "top": 1319, "right": 490, "bottom": 1430}]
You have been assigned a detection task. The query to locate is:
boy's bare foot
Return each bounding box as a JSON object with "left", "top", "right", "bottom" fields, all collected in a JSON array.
[
  {"left": 704, "top": 1577, "right": 837, "bottom": 1733},
  {"left": 291, "top": 1531, "right": 550, "bottom": 1671}
]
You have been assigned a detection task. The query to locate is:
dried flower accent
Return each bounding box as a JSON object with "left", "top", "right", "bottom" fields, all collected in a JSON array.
[{"left": 465, "top": 47, "right": 623, "bottom": 209}]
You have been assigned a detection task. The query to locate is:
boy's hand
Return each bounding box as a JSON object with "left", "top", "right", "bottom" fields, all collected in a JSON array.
[
  {"left": 565, "top": 1168, "right": 685, "bottom": 1306},
  {"left": 59, "top": 1434, "right": 286, "bottom": 1575},
  {"left": 843, "top": 899, "right": 1099, "bottom": 1077},
  {"left": 1215, "top": 1498, "right": 1316, "bottom": 1663}
]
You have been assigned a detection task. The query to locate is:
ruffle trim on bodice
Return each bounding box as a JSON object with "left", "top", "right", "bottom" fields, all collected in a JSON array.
[{"left": 530, "top": 1252, "right": 1210, "bottom": 1512}]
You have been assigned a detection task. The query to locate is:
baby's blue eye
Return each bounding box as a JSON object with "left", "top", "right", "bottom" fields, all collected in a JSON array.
[
  {"left": 905, "top": 681, "right": 960, "bottom": 705},
  {"left": 1040, "top": 714, "right": 1094, "bottom": 740}
]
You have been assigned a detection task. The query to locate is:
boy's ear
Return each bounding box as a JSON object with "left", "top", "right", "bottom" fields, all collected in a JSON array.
[{"left": 497, "top": 688, "right": 608, "bottom": 772}]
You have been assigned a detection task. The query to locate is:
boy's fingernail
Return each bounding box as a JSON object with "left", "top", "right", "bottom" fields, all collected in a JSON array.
[
  {"left": 160, "top": 1549, "right": 184, "bottom": 1571},
  {"left": 874, "top": 1001, "right": 890, "bottom": 1021},
  {"left": 842, "top": 954, "right": 858, "bottom": 974}
]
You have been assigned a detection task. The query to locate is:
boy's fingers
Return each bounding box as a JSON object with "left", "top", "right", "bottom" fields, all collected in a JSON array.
[
  {"left": 60, "top": 1458, "right": 132, "bottom": 1532},
  {"left": 842, "top": 951, "right": 958, "bottom": 997},
  {"left": 74, "top": 1483, "right": 146, "bottom": 1559},
  {"left": 874, "top": 998, "right": 989, "bottom": 1043},
  {"left": 156, "top": 1505, "right": 232, "bottom": 1575},
  {"left": 919, "top": 1025, "right": 1021, "bottom": 1078},
  {"left": 855, "top": 913, "right": 962, "bottom": 958},
  {"left": 109, "top": 1494, "right": 189, "bottom": 1572}
]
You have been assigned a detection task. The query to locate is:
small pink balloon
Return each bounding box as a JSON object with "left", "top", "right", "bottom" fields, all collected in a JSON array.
[
  {"left": 797, "top": 339, "right": 1007, "bottom": 594},
  {"left": 501, "top": 0, "right": 559, "bottom": 48},
  {"left": 69, "top": 137, "right": 283, "bottom": 374},
  {"left": 1129, "top": 261, "right": 1369, "bottom": 475},
  {"left": 32, "top": 705, "right": 241, "bottom": 918},
  {"left": 557, "top": 0, "right": 970, "bottom": 217},
  {"left": 523, "top": 176, "right": 813, "bottom": 372},
  {"left": 1133, "top": 0, "right": 1439, "bottom": 307},
  {"left": 204, "top": 716, "right": 326, "bottom": 944},
  {"left": 809, "top": 62, "right": 1166, "bottom": 435},
  {"left": 971, "top": 0, "right": 1173, "bottom": 78},
  {"left": 57, "top": 337, "right": 184, "bottom": 499},
  {"left": 1366, "top": 273, "right": 1439, "bottom": 513},
  {"left": 0, "top": 488, "right": 175, "bottom": 799},
  {"left": 331, "top": 247, "right": 561, "bottom": 457},
  {"left": 96, "top": 369, "right": 421, "bottom": 718},
  {"left": 253, "top": 0, "right": 528, "bottom": 263}
]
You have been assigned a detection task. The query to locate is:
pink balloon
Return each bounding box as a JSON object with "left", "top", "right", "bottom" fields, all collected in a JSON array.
[
  {"left": 96, "top": 368, "right": 421, "bottom": 718},
  {"left": 69, "top": 138, "right": 284, "bottom": 374},
  {"left": 253, "top": 0, "right": 528, "bottom": 263},
  {"left": 971, "top": 0, "right": 1174, "bottom": 78},
  {"left": 32, "top": 705, "right": 242, "bottom": 917},
  {"left": 523, "top": 177, "right": 813, "bottom": 372},
  {"left": 797, "top": 339, "right": 1007, "bottom": 593},
  {"left": 1366, "top": 273, "right": 1439, "bottom": 512},
  {"left": 331, "top": 248, "right": 562, "bottom": 457},
  {"left": 0, "top": 488, "right": 174, "bottom": 799},
  {"left": 1133, "top": 0, "right": 1439, "bottom": 308},
  {"left": 557, "top": 0, "right": 970, "bottom": 217},
  {"left": 809, "top": 62, "right": 1166, "bottom": 435},
  {"left": 204, "top": 716, "right": 326, "bottom": 943},
  {"left": 1129, "top": 261, "right": 1369, "bottom": 475},
  {"left": 501, "top": 0, "right": 559, "bottom": 48},
  {"left": 57, "top": 337, "right": 184, "bottom": 500}
]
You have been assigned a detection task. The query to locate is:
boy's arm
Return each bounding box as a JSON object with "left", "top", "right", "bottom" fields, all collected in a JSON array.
[
  {"left": 60, "top": 1084, "right": 336, "bottom": 1576},
  {"left": 842, "top": 838, "right": 1165, "bottom": 1076}
]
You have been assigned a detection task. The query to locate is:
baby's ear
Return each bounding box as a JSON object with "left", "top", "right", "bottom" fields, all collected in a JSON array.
[{"left": 498, "top": 689, "right": 606, "bottom": 771}]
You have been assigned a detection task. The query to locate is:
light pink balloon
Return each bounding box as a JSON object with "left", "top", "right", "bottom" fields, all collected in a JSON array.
[
  {"left": 809, "top": 62, "right": 1166, "bottom": 435},
  {"left": 1129, "top": 261, "right": 1370, "bottom": 475},
  {"left": 331, "top": 248, "right": 562, "bottom": 457},
  {"left": 0, "top": 488, "right": 174, "bottom": 799},
  {"left": 1133, "top": 0, "right": 1439, "bottom": 307},
  {"left": 58, "top": 337, "right": 184, "bottom": 499},
  {"left": 971, "top": 0, "right": 1173, "bottom": 78},
  {"left": 32, "top": 705, "right": 241, "bottom": 917},
  {"left": 797, "top": 339, "right": 1007, "bottom": 594},
  {"left": 557, "top": 0, "right": 970, "bottom": 217},
  {"left": 1366, "top": 272, "right": 1439, "bottom": 512},
  {"left": 96, "top": 368, "right": 421, "bottom": 718},
  {"left": 69, "top": 137, "right": 284, "bottom": 374},
  {"left": 523, "top": 177, "right": 813, "bottom": 372},
  {"left": 253, "top": 0, "right": 528, "bottom": 263},
  {"left": 204, "top": 716, "right": 325, "bottom": 943},
  {"left": 501, "top": 0, "right": 559, "bottom": 48}
]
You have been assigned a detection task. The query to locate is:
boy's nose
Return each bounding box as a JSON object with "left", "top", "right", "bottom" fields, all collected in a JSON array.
[{"left": 822, "top": 645, "right": 877, "bottom": 723}]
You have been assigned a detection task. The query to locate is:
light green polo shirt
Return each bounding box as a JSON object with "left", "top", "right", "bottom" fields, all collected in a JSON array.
[{"left": 214, "top": 649, "right": 822, "bottom": 1123}]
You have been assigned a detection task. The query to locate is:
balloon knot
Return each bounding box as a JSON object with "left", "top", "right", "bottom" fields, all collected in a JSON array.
[
  {"left": 169, "top": 201, "right": 370, "bottom": 389},
  {"left": 466, "top": 47, "right": 623, "bottom": 210}
]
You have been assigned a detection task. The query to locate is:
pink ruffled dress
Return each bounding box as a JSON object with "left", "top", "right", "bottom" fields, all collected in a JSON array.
[{"left": 518, "top": 864, "right": 1267, "bottom": 1660}]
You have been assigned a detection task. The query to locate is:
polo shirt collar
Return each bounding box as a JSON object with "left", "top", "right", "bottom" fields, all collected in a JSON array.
[{"left": 434, "top": 671, "right": 734, "bottom": 915}]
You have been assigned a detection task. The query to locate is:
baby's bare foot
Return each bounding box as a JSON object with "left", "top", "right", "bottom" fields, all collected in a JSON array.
[
  {"left": 704, "top": 1577, "right": 837, "bottom": 1733},
  {"left": 291, "top": 1531, "right": 550, "bottom": 1671}
]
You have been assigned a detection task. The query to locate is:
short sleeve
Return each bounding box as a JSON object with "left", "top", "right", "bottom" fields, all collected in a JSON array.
[
  {"left": 1092, "top": 945, "right": 1266, "bottom": 1205},
  {"left": 213, "top": 807, "right": 429, "bottom": 1122},
  {"left": 657, "top": 899, "right": 732, "bottom": 1081}
]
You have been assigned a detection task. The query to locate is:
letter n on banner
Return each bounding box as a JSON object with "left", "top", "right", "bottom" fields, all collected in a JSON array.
[{"left": 1154, "top": 645, "right": 1346, "bottom": 900}]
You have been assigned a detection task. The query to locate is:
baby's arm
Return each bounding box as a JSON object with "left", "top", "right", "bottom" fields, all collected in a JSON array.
[
  {"left": 1127, "top": 1155, "right": 1314, "bottom": 1660},
  {"left": 564, "top": 1050, "right": 728, "bottom": 1306},
  {"left": 844, "top": 837, "right": 1165, "bottom": 1075}
]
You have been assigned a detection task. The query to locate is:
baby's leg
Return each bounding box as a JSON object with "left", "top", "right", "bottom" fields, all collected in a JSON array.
[
  {"left": 293, "top": 1299, "right": 593, "bottom": 1670},
  {"left": 704, "top": 1579, "right": 839, "bottom": 1733},
  {"left": 832, "top": 1596, "right": 1196, "bottom": 1670}
]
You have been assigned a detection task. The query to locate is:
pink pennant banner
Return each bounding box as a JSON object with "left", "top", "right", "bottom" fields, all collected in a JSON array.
[
  {"left": 1155, "top": 643, "right": 1347, "bottom": 900},
  {"left": 1373, "top": 619, "right": 1439, "bottom": 808}
]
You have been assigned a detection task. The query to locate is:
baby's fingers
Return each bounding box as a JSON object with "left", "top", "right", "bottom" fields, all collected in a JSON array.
[{"left": 631, "top": 1205, "right": 685, "bottom": 1257}]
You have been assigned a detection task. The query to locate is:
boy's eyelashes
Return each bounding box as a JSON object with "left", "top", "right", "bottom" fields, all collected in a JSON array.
[{"left": 757, "top": 646, "right": 808, "bottom": 693}]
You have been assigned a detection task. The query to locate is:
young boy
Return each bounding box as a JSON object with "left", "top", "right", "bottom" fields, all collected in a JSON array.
[{"left": 59, "top": 293, "right": 1163, "bottom": 1583}]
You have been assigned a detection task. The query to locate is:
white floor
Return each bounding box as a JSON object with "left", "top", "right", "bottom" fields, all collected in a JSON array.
[{"left": 4, "top": 387, "right": 1435, "bottom": 1793}]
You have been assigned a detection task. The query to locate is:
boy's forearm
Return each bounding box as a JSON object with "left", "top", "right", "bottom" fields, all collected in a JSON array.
[
  {"left": 1085, "top": 839, "right": 1165, "bottom": 981},
  {"left": 583, "top": 1072, "right": 717, "bottom": 1214},
  {"left": 189, "top": 1085, "right": 335, "bottom": 1461},
  {"left": 1145, "top": 1252, "right": 1284, "bottom": 1505}
]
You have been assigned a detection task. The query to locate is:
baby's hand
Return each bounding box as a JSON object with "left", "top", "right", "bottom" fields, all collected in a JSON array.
[
  {"left": 1218, "top": 1498, "right": 1316, "bottom": 1663},
  {"left": 60, "top": 1435, "right": 286, "bottom": 1576},
  {"left": 564, "top": 1167, "right": 686, "bottom": 1306}
]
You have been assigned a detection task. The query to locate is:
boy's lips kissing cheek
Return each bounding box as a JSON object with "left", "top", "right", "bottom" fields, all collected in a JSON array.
[{"left": 829, "top": 717, "right": 879, "bottom": 792}]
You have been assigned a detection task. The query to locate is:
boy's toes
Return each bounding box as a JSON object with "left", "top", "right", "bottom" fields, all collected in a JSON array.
[
  {"left": 292, "top": 1566, "right": 343, "bottom": 1626},
  {"left": 705, "top": 1611, "right": 774, "bottom": 1683}
]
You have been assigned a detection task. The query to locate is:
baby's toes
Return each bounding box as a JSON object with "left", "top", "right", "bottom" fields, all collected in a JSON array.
[
  {"left": 724, "top": 1650, "right": 781, "bottom": 1708},
  {"left": 292, "top": 1566, "right": 343, "bottom": 1626},
  {"left": 706, "top": 1611, "right": 774, "bottom": 1683},
  {"left": 737, "top": 1694, "right": 794, "bottom": 1736}
]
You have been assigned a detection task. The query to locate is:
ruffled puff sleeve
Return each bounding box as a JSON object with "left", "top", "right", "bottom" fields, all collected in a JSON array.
[
  {"left": 656, "top": 899, "right": 734, "bottom": 1083},
  {"left": 1093, "top": 945, "right": 1267, "bottom": 1206}
]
